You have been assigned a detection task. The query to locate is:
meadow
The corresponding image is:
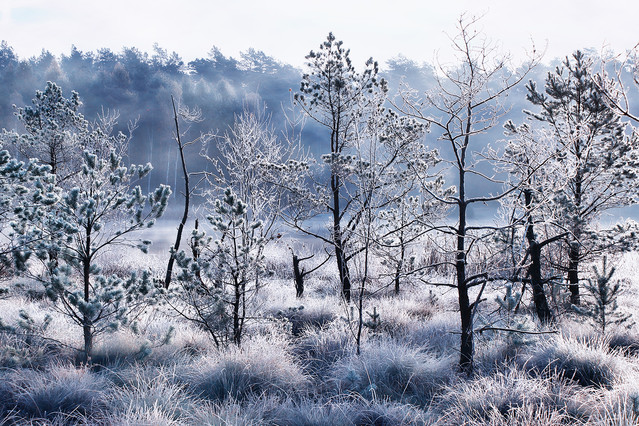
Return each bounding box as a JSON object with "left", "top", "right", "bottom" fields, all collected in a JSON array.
[{"left": 2, "top": 243, "right": 639, "bottom": 425}]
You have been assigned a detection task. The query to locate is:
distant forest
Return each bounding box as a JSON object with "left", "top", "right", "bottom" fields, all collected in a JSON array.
[{"left": 0, "top": 41, "right": 636, "bottom": 217}]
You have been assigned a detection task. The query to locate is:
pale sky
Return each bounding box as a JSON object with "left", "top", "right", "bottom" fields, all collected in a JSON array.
[{"left": 1, "top": 0, "right": 637, "bottom": 68}]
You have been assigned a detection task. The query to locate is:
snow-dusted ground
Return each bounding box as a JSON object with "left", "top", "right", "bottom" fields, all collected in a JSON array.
[{"left": 2, "top": 247, "right": 639, "bottom": 424}]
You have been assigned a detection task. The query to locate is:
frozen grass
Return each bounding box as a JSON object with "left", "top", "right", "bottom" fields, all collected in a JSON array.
[
  {"left": 178, "top": 334, "right": 308, "bottom": 402},
  {"left": 524, "top": 335, "right": 624, "bottom": 388},
  {"left": 396, "top": 311, "right": 460, "bottom": 356},
  {"left": 608, "top": 331, "right": 639, "bottom": 355},
  {"left": 434, "top": 366, "right": 594, "bottom": 424},
  {"left": 2, "top": 248, "right": 639, "bottom": 423},
  {"left": 1, "top": 364, "right": 109, "bottom": 422},
  {"left": 187, "top": 397, "right": 270, "bottom": 425},
  {"left": 331, "top": 339, "right": 454, "bottom": 407},
  {"left": 588, "top": 381, "right": 639, "bottom": 425},
  {"left": 107, "top": 366, "right": 196, "bottom": 424},
  {"left": 293, "top": 320, "right": 353, "bottom": 382},
  {"left": 91, "top": 331, "right": 153, "bottom": 368},
  {"left": 263, "top": 397, "right": 431, "bottom": 425}
]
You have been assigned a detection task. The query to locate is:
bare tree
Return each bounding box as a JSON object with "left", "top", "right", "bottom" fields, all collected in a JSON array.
[
  {"left": 164, "top": 97, "right": 203, "bottom": 289},
  {"left": 395, "top": 15, "right": 541, "bottom": 374},
  {"left": 168, "top": 102, "right": 307, "bottom": 346}
]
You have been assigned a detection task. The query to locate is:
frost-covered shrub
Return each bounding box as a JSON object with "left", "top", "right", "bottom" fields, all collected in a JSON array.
[
  {"left": 0, "top": 333, "right": 60, "bottom": 369},
  {"left": 524, "top": 335, "right": 622, "bottom": 388},
  {"left": 331, "top": 340, "right": 453, "bottom": 406},
  {"left": 180, "top": 337, "right": 307, "bottom": 402},
  {"left": 0, "top": 297, "right": 76, "bottom": 368}
]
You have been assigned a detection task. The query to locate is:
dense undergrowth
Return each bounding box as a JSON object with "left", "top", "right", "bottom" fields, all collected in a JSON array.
[{"left": 2, "top": 248, "right": 639, "bottom": 425}]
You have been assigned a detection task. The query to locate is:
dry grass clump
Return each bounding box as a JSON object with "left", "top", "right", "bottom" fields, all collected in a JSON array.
[
  {"left": 524, "top": 335, "right": 624, "bottom": 388},
  {"left": 434, "top": 366, "right": 595, "bottom": 424},
  {"left": 178, "top": 335, "right": 308, "bottom": 402},
  {"left": 330, "top": 339, "right": 454, "bottom": 407},
  {"left": 1, "top": 364, "right": 109, "bottom": 423}
]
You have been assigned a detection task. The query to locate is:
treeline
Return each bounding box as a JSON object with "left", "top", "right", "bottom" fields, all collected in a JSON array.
[
  {"left": 0, "top": 39, "right": 535, "bottom": 209},
  {"left": 0, "top": 41, "right": 302, "bottom": 195}
]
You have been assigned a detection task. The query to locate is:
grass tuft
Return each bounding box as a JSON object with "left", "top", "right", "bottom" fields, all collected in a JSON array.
[
  {"left": 331, "top": 339, "right": 454, "bottom": 406},
  {"left": 180, "top": 336, "right": 308, "bottom": 402},
  {"left": 4, "top": 364, "right": 108, "bottom": 421},
  {"left": 524, "top": 335, "right": 622, "bottom": 388}
]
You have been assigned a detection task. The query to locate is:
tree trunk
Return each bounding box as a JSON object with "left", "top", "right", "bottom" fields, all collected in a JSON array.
[
  {"left": 394, "top": 241, "right": 405, "bottom": 295},
  {"left": 164, "top": 96, "right": 189, "bottom": 289},
  {"left": 335, "top": 243, "right": 351, "bottom": 302},
  {"left": 331, "top": 169, "right": 351, "bottom": 302},
  {"left": 232, "top": 275, "right": 242, "bottom": 345},
  {"left": 524, "top": 190, "right": 553, "bottom": 324},
  {"left": 568, "top": 241, "right": 580, "bottom": 305},
  {"left": 82, "top": 233, "right": 92, "bottom": 363},
  {"left": 292, "top": 254, "right": 305, "bottom": 298},
  {"left": 329, "top": 112, "right": 352, "bottom": 302},
  {"left": 457, "top": 201, "right": 473, "bottom": 375}
]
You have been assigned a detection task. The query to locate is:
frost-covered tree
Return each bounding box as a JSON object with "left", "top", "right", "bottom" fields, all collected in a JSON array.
[
  {"left": 22, "top": 143, "right": 170, "bottom": 362},
  {"left": 525, "top": 50, "right": 639, "bottom": 305},
  {"left": 4, "top": 82, "right": 87, "bottom": 185},
  {"left": 345, "top": 106, "right": 442, "bottom": 353},
  {"left": 0, "top": 150, "right": 57, "bottom": 280},
  {"left": 168, "top": 105, "right": 303, "bottom": 346},
  {"left": 395, "top": 15, "right": 541, "bottom": 374},
  {"left": 170, "top": 188, "right": 266, "bottom": 346},
  {"left": 377, "top": 196, "right": 424, "bottom": 295},
  {"left": 364, "top": 112, "right": 446, "bottom": 298},
  {"left": 575, "top": 257, "right": 633, "bottom": 334},
  {"left": 496, "top": 121, "right": 568, "bottom": 324},
  {"left": 201, "top": 104, "right": 304, "bottom": 273},
  {"left": 288, "top": 33, "right": 439, "bottom": 304},
  {"left": 291, "top": 33, "right": 385, "bottom": 302}
]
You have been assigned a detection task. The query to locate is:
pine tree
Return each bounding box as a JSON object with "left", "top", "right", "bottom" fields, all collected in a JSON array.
[
  {"left": 575, "top": 256, "right": 633, "bottom": 334},
  {"left": 171, "top": 188, "right": 266, "bottom": 346},
  {"left": 525, "top": 50, "right": 639, "bottom": 305},
  {"left": 0, "top": 149, "right": 57, "bottom": 279},
  {"left": 8, "top": 81, "right": 88, "bottom": 185},
  {"left": 292, "top": 33, "right": 385, "bottom": 303},
  {"left": 24, "top": 145, "right": 170, "bottom": 362}
]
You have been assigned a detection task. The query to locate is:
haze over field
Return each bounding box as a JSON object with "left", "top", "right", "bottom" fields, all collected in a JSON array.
[{"left": 2, "top": 2, "right": 639, "bottom": 224}]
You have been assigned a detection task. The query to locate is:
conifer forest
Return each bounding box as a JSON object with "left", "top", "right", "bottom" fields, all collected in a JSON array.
[{"left": 4, "top": 12, "right": 639, "bottom": 425}]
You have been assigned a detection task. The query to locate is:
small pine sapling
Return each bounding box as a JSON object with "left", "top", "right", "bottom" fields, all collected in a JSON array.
[
  {"left": 496, "top": 283, "right": 522, "bottom": 327},
  {"left": 363, "top": 306, "right": 381, "bottom": 333},
  {"left": 483, "top": 283, "right": 537, "bottom": 356},
  {"left": 574, "top": 256, "right": 633, "bottom": 334},
  {"left": 23, "top": 148, "right": 170, "bottom": 362},
  {"left": 170, "top": 188, "right": 267, "bottom": 346}
]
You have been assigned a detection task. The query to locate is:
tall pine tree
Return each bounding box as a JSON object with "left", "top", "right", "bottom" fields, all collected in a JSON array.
[{"left": 525, "top": 50, "right": 639, "bottom": 305}]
